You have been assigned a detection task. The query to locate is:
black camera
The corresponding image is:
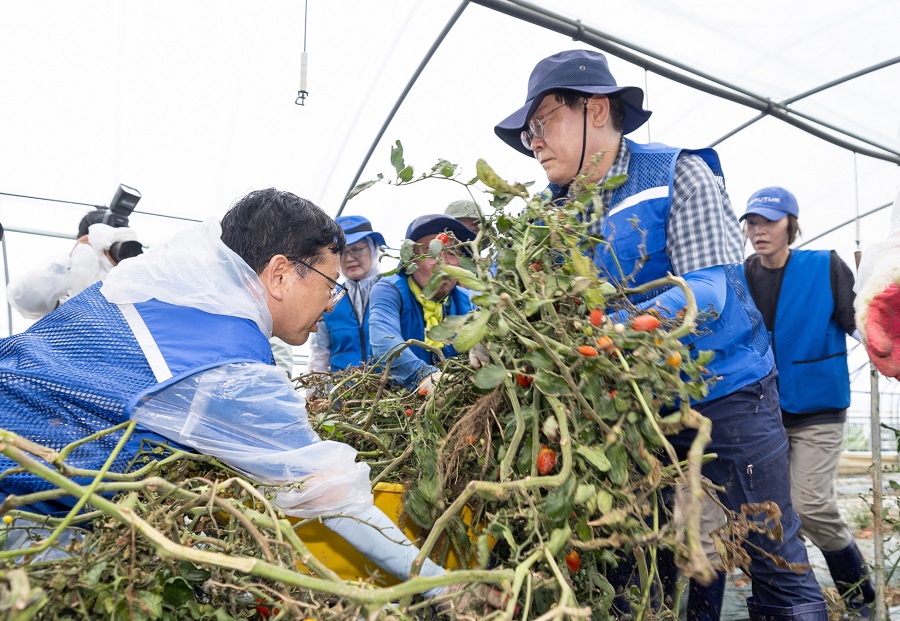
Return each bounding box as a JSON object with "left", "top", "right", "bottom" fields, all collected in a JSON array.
[
  {"left": 102, "top": 184, "right": 142, "bottom": 228},
  {"left": 108, "top": 240, "right": 144, "bottom": 264},
  {"left": 100, "top": 184, "right": 144, "bottom": 265}
]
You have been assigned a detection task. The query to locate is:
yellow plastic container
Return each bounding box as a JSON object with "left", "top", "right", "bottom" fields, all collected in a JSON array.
[{"left": 291, "top": 482, "right": 482, "bottom": 584}]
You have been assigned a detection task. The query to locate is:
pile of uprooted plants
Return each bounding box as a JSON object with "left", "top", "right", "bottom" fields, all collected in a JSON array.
[{"left": 0, "top": 152, "right": 777, "bottom": 620}]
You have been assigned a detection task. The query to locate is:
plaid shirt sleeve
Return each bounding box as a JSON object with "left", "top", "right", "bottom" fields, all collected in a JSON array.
[{"left": 667, "top": 153, "right": 744, "bottom": 275}]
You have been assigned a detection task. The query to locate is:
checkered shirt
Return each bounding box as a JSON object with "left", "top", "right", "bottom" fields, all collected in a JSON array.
[{"left": 589, "top": 138, "right": 744, "bottom": 275}]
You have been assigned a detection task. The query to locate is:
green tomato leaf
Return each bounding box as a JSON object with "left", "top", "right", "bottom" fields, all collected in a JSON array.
[
  {"left": 473, "top": 364, "right": 509, "bottom": 389},
  {"left": 576, "top": 444, "right": 611, "bottom": 472},
  {"left": 346, "top": 173, "right": 383, "bottom": 201},
  {"left": 390, "top": 140, "right": 405, "bottom": 174},
  {"left": 453, "top": 308, "right": 492, "bottom": 352}
]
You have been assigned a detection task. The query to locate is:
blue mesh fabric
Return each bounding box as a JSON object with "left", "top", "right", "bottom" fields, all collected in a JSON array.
[
  {"left": 724, "top": 264, "right": 770, "bottom": 358},
  {"left": 0, "top": 284, "right": 157, "bottom": 498}
]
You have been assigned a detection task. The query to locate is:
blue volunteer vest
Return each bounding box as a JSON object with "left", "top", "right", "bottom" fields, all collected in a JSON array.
[
  {"left": 322, "top": 294, "right": 371, "bottom": 372},
  {"left": 0, "top": 283, "right": 274, "bottom": 514},
  {"left": 377, "top": 274, "right": 474, "bottom": 365},
  {"left": 591, "top": 140, "right": 773, "bottom": 402},
  {"left": 771, "top": 250, "right": 850, "bottom": 413}
]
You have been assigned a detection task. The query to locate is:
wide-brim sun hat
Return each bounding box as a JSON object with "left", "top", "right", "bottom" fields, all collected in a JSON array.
[
  {"left": 335, "top": 215, "right": 386, "bottom": 247},
  {"left": 739, "top": 186, "right": 800, "bottom": 222},
  {"left": 405, "top": 214, "right": 477, "bottom": 245},
  {"left": 443, "top": 199, "right": 483, "bottom": 220},
  {"left": 495, "top": 49, "right": 652, "bottom": 157}
]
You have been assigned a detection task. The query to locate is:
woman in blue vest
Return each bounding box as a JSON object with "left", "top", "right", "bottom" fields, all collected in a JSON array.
[
  {"left": 742, "top": 186, "right": 873, "bottom": 618},
  {"left": 494, "top": 49, "right": 826, "bottom": 621},
  {"left": 368, "top": 214, "right": 476, "bottom": 393},
  {"left": 307, "top": 215, "right": 386, "bottom": 372}
]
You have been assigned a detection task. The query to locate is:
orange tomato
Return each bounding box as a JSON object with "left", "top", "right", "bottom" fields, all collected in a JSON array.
[
  {"left": 537, "top": 447, "right": 557, "bottom": 475},
  {"left": 632, "top": 314, "right": 661, "bottom": 331},
  {"left": 578, "top": 345, "right": 599, "bottom": 357}
]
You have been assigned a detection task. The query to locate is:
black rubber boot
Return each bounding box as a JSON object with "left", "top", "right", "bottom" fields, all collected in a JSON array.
[
  {"left": 687, "top": 571, "right": 726, "bottom": 621},
  {"left": 746, "top": 597, "right": 828, "bottom": 621},
  {"left": 822, "top": 541, "right": 876, "bottom": 619}
]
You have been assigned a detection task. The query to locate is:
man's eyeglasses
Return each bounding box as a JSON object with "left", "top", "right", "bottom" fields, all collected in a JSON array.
[
  {"left": 295, "top": 259, "right": 348, "bottom": 309},
  {"left": 520, "top": 102, "right": 567, "bottom": 150}
]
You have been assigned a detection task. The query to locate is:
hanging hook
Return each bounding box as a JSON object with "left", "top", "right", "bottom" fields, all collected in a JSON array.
[{"left": 295, "top": 1, "right": 309, "bottom": 106}]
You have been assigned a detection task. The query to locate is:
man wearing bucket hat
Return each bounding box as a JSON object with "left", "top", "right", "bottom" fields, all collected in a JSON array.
[
  {"left": 444, "top": 199, "right": 484, "bottom": 233},
  {"left": 307, "top": 215, "right": 386, "bottom": 373},
  {"left": 368, "top": 214, "right": 476, "bottom": 392},
  {"left": 742, "top": 187, "right": 873, "bottom": 618},
  {"left": 495, "top": 50, "right": 826, "bottom": 620}
]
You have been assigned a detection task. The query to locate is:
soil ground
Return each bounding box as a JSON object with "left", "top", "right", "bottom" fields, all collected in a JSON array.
[{"left": 717, "top": 473, "right": 900, "bottom": 620}]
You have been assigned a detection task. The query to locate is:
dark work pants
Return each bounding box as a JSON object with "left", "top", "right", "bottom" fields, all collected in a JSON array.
[{"left": 669, "top": 370, "right": 824, "bottom": 608}]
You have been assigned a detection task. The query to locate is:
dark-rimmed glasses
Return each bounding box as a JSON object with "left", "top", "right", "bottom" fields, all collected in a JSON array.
[
  {"left": 520, "top": 102, "right": 567, "bottom": 150},
  {"left": 295, "top": 259, "right": 348, "bottom": 309}
]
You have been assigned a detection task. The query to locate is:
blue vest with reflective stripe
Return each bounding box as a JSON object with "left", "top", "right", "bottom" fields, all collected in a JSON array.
[
  {"left": 378, "top": 274, "right": 474, "bottom": 365},
  {"left": 0, "top": 284, "right": 274, "bottom": 514},
  {"left": 772, "top": 250, "right": 850, "bottom": 413},
  {"left": 593, "top": 141, "right": 773, "bottom": 402},
  {"left": 321, "top": 294, "right": 371, "bottom": 372}
]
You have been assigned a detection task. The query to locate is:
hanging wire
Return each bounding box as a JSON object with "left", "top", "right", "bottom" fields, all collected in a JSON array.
[{"left": 295, "top": 0, "right": 309, "bottom": 106}]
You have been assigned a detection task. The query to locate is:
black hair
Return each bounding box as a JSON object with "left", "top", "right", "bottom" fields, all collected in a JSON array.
[
  {"left": 77, "top": 210, "right": 107, "bottom": 237},
  {"left": 786, "top": 215, "right": 802, "bottom": 245},
  {"left": 219, "top": 188, "right": 345, "bottom": 274},
  {"left": 552, "top": 90, "right": 625, "bottom": 132}
]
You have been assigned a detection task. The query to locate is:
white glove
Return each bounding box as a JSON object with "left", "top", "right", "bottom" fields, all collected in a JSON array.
[
  {"left": 468, "top": 343, "right": 491, "bottom": 369},
  {"left": 416, "top": 371, "right": 442, "bottom": 396}
]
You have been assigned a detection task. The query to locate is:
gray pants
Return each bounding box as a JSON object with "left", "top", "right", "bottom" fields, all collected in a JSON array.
[{"left": 786, "top": 422, "right": 853, "bottom": 552}]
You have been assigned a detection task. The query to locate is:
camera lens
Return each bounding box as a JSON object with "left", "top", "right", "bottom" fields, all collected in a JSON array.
[{"left": 109, "top": 240, "right": 143, "bottom": 264}]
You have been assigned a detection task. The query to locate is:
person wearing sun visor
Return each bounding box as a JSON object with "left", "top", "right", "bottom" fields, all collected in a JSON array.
[
  {"left": 368, "top": 213, "right": 476, "bottom": 393},
  {"left": 494, "top": 49, "right": 826, "bottom": 621}
]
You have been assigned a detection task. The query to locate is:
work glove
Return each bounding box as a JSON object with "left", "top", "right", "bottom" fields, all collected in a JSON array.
[
  {"left": 416, "top": 371, "right": 443, "bottom": 397},
  {"left": 864, "top": 283, "right": 900, "bottom": 380},
  {"left": 434, "top": 582, "right": 511, "bottom": 618},
  {"left": 467, "top": 343, "right": 491, "bottom": 369}
]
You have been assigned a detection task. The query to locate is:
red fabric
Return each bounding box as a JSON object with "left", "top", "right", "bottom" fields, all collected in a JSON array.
[{"left": 865, "top": 283, "right": 900, "bottom": 380}]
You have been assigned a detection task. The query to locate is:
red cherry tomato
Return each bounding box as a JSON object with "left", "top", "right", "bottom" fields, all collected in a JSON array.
[{"left": 435, "top": 233, "right": 451, "bottom": 245}]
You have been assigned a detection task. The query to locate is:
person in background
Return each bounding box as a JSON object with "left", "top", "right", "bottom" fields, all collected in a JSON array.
[
  {"left": 742, "top": 186, "right": 874, "bottom": 619},
  {"left": 444, "top": 199, "right": 484, "bottom": 233},
  {"left": 306, "top": 215, "right": 386, "bottom": 373},
  {"left": 7, "top": 209, "right": 142, "bottom": 320},
  {"left": 0, "top": 189, "right": 458, "bottom": 600},
  {"left": 494, "top": 49, "right": 826, "bottom": 621},
  {"left": 368, "top": 214, "right": 476, "bottom": 393}
]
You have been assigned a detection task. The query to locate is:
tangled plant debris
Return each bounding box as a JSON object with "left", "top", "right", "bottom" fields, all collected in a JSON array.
[{"left": 1, "top": 146, "right": 781, "bottom": 620}]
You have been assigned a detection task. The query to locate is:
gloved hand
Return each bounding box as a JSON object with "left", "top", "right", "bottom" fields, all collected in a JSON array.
[
  {"left": 864, "top": 283, "right": 900, "bottom": 380},
  {"left": 416, "top": 371, "right": 443, "bottom": 396},
  {"left": 434, "top": 582, "right": 511, "bottom": 617},
  {"left": 468, "top": 343, "right": 491, "bottom": 369}
]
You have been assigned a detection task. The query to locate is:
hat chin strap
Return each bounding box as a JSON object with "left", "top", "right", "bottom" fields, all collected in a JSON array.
[{"left": 577, "top": 98, "right": 588, "bottom": 182}]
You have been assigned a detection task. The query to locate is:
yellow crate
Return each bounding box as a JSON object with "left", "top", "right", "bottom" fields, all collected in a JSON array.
[{"left": 291, "top": 482, "right": 483, "bottom": 584}]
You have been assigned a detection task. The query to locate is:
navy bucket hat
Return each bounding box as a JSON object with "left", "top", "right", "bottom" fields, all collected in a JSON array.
[
  {"left": 495, "top": 49, "right": 652, "bottom": 157},
  {"left": 740, "top": 187, "right": 800, "bottom": 222},
  {"left": 335, "top": 215, "right": 386, "bottom": 248},
  {"left": 405, "top": 214, "right": 477, "bottom": 245}
]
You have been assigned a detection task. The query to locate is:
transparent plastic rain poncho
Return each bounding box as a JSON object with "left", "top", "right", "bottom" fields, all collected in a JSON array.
[
  {"left": 100, "top": 220, "right": 373, "bottom": 518},
  {"left": 7, "top": 223, "right": 138, "bottom": 320}
]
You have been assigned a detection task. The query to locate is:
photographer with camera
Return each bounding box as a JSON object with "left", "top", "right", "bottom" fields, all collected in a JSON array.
[{"left": 7, "top": 185, "right": 144, "bottom": 320}]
